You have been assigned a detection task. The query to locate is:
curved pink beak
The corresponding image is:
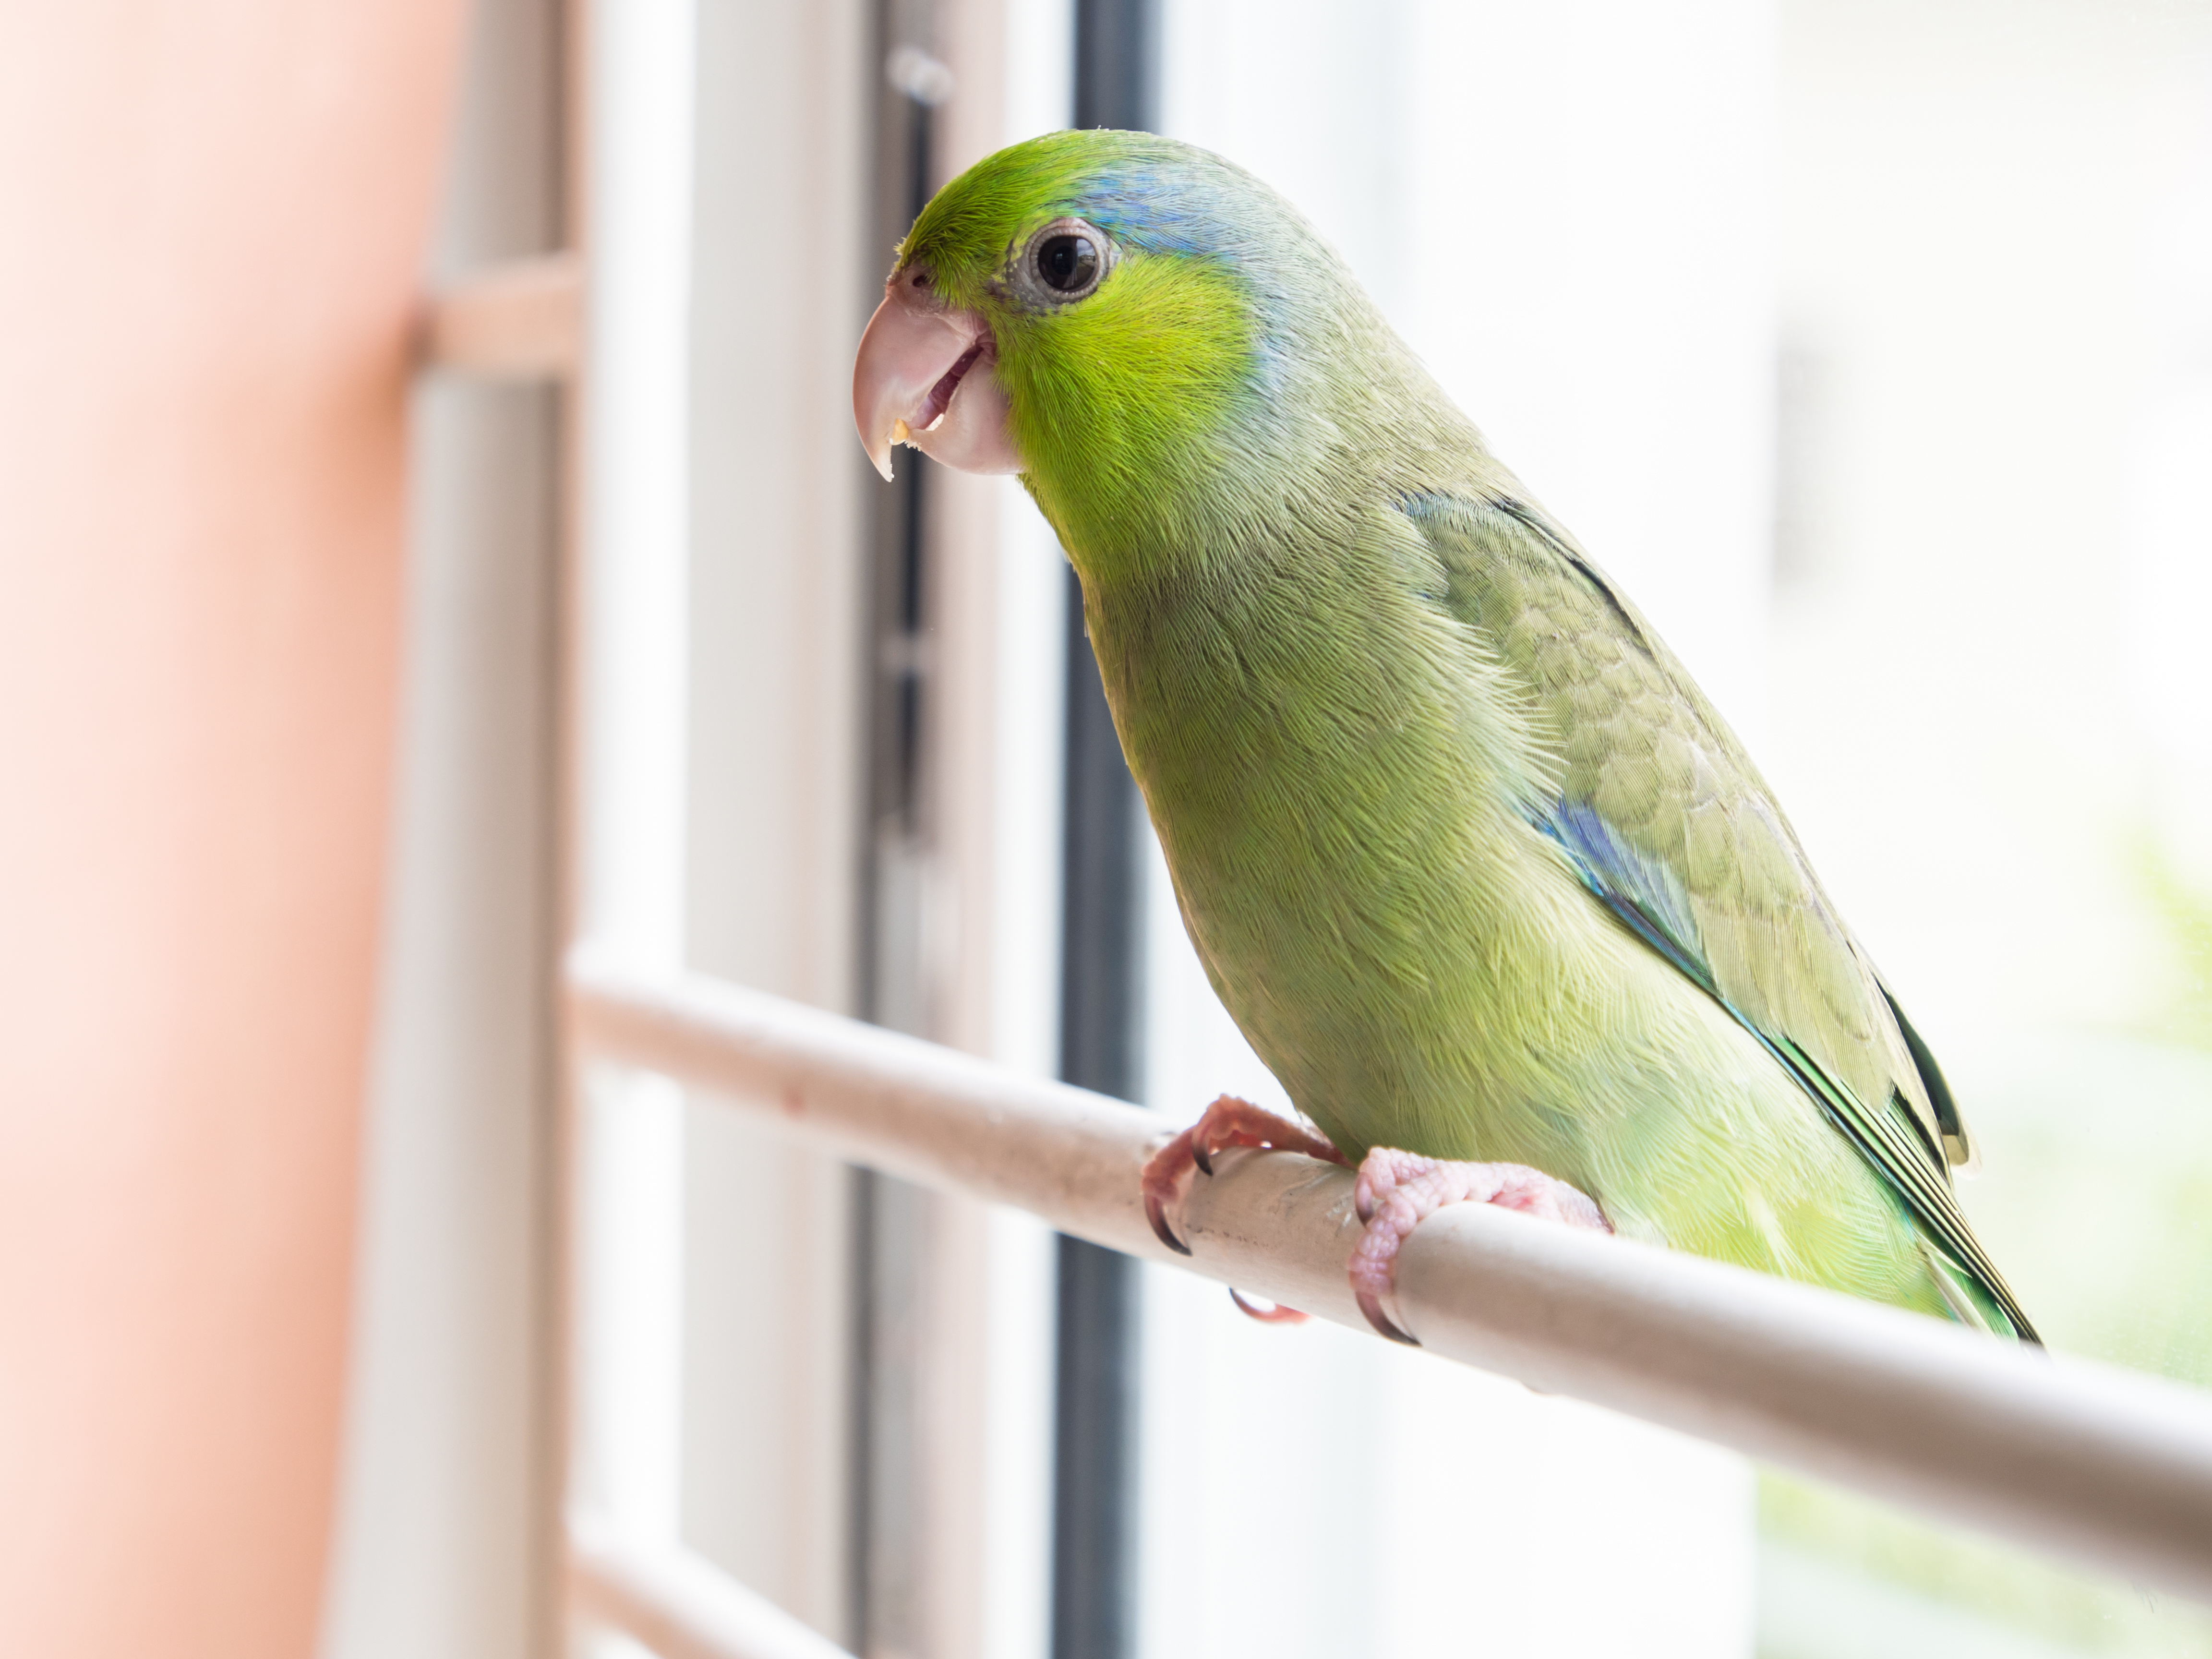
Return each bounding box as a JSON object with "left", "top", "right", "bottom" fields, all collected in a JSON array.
[{"left": 852, "top": 271, "right": 1020, "bottom": 481}]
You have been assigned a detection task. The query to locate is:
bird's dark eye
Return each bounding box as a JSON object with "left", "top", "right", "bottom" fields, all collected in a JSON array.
[
  {"left": 1035, "top": 233, "right": 1098, "bottom": 294},
  {"left": 1017, "top": 218, "right": 1111, "bottom": 303}
]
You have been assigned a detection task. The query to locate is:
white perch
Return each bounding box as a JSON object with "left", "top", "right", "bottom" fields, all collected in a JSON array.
[{"left": 567, "top": 944, "right": 2212, "bottom": 1607}]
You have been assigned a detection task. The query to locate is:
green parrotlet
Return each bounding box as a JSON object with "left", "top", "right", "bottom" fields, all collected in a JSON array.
[{"left": 851, "top": 129, "right": 2034, "bottom": 1346}]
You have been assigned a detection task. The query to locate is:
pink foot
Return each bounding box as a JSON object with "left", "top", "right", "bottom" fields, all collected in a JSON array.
[
  {"left": 1142, "top": 1094, "right": 1346, "bottom": 1258},
  {"left": 1349, "top": 1149, "right": 1611, "bottom": 1346}
]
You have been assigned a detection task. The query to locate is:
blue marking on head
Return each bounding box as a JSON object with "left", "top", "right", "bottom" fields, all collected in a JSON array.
[
  {"left": 1061, "top": 156, "right": 1306, "bottom": 407},
  {"left": 1069, "top": 159, "right": 1256, "bottom": 258}
]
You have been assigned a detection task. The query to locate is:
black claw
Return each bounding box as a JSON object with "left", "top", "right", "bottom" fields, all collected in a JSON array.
[
  {"left": 1356, "top": 1289, "right": 1420, "bottom": 1346},
  {"left": 1191, "top": 1141, "right": 1214, "bottom": 1178},
  {"left": 1228, "top": 1287, "right": 1308, "bottom": 1324},
  {"left": 1146, "top": 1191, "right": 1193, "bottom": 1256}
]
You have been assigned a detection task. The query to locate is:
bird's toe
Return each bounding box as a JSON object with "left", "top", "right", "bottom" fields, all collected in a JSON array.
[
  {"left": 1139, "top": 1094, "right": 1345, "bottom": 1260},
  {"left": 1347, "top": 1149, "right": 1610, "bottom": 1346}
]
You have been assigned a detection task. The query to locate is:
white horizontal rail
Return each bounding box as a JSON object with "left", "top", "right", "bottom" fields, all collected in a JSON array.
[
  {"left": 418, "top": 252, "right": 584, "bottom": 379},
  {"left": 568, "top": 1512, "right": 854, "bottom": 1659},
  {"left": 567, "top": 945, "right": 2212, "bottom": 1604}
]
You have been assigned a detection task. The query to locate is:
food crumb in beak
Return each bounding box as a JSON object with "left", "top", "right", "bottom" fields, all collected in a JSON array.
[{"left": 891, "top": 418, "right": 910, "bottom": 444}]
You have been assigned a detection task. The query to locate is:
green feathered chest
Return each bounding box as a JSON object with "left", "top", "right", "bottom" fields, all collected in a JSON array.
[{"left": 1080, "top": 504, "right": 1625, "bottom": 1159}]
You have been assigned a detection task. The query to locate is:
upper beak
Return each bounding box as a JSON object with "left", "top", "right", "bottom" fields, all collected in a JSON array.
[{"left": 852, "top": 272, "right": 1020, "bottom": 481}]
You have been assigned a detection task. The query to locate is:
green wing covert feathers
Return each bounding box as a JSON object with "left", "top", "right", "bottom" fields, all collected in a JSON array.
[{"left": 1404, "top": 493, "right": 2034, "bottom": 1341}]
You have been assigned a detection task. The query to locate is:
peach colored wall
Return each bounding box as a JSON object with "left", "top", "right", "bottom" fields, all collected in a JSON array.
[{"left": 0, "top": 3, "right": 463, "bottom": 1654}]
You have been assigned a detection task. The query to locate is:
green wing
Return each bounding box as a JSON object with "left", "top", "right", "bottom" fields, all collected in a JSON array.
[{"left": 1401, "top": 491, "right": 2036, "bottom": 1342}]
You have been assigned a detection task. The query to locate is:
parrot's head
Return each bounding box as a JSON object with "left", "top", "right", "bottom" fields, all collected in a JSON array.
[{"left": 852, "top": 130, "right": 1428, "bottom": 568}]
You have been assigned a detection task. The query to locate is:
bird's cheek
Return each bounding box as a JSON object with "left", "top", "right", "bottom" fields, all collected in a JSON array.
[{"left": 905, "top": 357, "right": 1022, "bottom": 476}]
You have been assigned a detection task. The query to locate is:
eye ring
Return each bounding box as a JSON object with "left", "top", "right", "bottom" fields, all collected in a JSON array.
[{"left": 1018, "top": 217, "right": 1113, "bottom": 303}]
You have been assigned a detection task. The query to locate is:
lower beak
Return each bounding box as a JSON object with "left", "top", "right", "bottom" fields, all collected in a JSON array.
[{"left": 852, "top": 276, "right": 1021, "bottom": 481}]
